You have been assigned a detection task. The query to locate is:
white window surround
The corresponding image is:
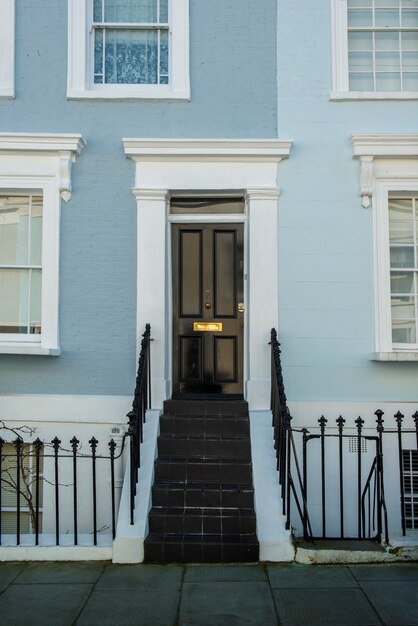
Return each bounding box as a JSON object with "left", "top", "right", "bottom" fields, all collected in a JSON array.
[
  {"left": 67, "top": 0, "right": 190, "bottom": 100},
  {"left": 352, "top": 134, "right": 418, "bottom": 361},
  {"left": 122, "top": 138, "right": 293, "bottom": 410},
  {"left": 331, "top": 0, "right": 418, "bottom": 100},
  {"left": 0, "top": 0, "right": 14, "bottom": 98},
  {"left": 0, "top": 133, "right": 86, "bottom": 355}
]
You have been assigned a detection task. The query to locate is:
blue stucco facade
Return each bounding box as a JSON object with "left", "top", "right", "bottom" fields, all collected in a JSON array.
[
  {"left": 0, "top": 0, "right": 277, "bottom": 395},
  {"left": 0, "top": 0, "right": 417, "bottom": 404},
  {"left": 276, "top": 0, "right": 418, "bottom": 402}
]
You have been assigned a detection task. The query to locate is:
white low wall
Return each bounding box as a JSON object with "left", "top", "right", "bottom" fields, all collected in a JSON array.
[
  {"left": 249, "top": 411, "right": 294, "bottom": 562},
  {"left": 112, "top": 409, "right": 160, "bottom": 563}
]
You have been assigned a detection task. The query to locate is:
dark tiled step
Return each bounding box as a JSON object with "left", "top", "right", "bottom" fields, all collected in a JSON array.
[
  {"left": 160, "top": 414, "right": 250, "bottom": 436},
  {"left": 154, "top": 457, "right": 253, "bottom": 483},
  {"left": 148, "top": 507, "right": 257, "bottom": 535},
  {"left": 157, "top": 434, "right": 251, "bottom": 459},
  {"left": 151, "top": 482, "right": 255, "bottom": 508},
  {"left": 144, "top": 533, "right": 259, "bottom": 563},
  {"left": 163, "top": 399, "right": 249, "bottom": 417}
]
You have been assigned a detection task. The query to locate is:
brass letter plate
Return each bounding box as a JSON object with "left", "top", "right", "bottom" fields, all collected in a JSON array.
[{"left": 193, "top": 322, "right": 223, "bottom": 332}]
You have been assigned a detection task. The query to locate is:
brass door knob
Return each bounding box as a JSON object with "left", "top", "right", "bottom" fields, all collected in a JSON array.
[
  {"left": 238, "top": 302, "right": 245, "bottom": 312},
  {"left": 205, "top": 302, "right": 211, "bottom": 309}
]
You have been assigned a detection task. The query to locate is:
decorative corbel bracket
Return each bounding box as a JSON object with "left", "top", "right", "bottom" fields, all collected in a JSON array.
[
  {"left": 59, "top": 151, "right": 75, "bottom": 203},
  {"left": 359, "top": 156, "right": 374, "bottom": 208}
]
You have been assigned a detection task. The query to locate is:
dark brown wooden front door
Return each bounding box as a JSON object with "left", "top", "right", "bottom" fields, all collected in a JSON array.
[{"left": 172, "top": 223, "right": 244, "bottom": 395}]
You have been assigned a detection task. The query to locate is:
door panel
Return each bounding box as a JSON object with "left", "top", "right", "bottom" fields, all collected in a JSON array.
[
  {"left": 214, "top": 336, "right": 237, "bottom": 382},
  {"left": 180, "top": 336, "right": 203, "bottom": 382},
  {"left": 180, "top": 230, "right": 202, "bottom": 317},
  {"left": 214, "top": 230, "right": 236, "bottom": 318},
  {"left": 173, "top": 223, "right": 244, "bottom": 395}
]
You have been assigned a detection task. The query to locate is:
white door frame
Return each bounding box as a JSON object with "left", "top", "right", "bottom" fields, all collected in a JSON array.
[{"left": 123, "top": 139, "right": 292, "bottom": 410}]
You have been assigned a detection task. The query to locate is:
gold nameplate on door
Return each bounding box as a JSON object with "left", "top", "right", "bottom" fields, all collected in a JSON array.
[{"left": 193, "top": 322, "right": 223, "bottom": 332}]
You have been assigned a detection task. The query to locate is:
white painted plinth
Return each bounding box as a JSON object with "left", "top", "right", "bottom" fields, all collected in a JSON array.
[
  {"left": 249, "top": 411, "right": 294, "bottom": 562},
  {"left": 112, "top": 410, "right": 160, "bottom": 563}
]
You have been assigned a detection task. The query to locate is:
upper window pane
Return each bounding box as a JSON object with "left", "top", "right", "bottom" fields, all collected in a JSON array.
[
  {"left": 170, "top": 197, "right": 245, "bottom": 215},
  {"left": 389, "top": 195, "right": 418, "bottom": 345},
  {"left": 94, "top": 0, "right": 168, "bottom": 24},
  {"left": 345, "top": 0, "right": 418, "bottom": 92},
  {"left": 0, "top": 196, "right": 30, "bottom": 265},
  {"left": 0, "top": 194, "right": 43, "bottom": 335},
  {"left": 92, "top": 0, "right": 170, "bottom": 85}
]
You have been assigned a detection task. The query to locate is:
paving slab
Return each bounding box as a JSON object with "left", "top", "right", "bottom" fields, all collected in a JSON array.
[
  {"left": 0, "top": 563, "right": 25, "bottom": 592},
  {"left": 96, "top": 563, "right": 184, "bottom": 590},
  {"left": 77, "top": 588, "right": 180, "bottom": 626},
  {"left": 15, "top": 561, "right": 105, "bottom": 584},
  {"left": 184, "top": 564, "right": 267, "bottom": 582},
  {"left": 179, "top": 581, "right": 277, "bottom": 626},
  {"left": 267, "top": 564, "right": 358, "bottom": 588},
  {"left": 272, "top": 588, "right": 381, "bottom": 626},
  {"left": 360, "top": 580, "right": 418, "bottom": 626},
  {"left": 350, "top": 563, "right": 418, "bottom": 580},
  {"left": 0, "top": 583, "right": 92, "bottom": 626}
]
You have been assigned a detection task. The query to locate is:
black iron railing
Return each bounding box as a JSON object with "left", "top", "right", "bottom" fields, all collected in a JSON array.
[
  {"left": 270, "top": 328, "right": 418, "bottom": 543},
  {"left": 127, "top": 323, "right": 152, "bottom": 525},
  {"left": 0, "top": 432, "right": 124, "bottom": 547}
]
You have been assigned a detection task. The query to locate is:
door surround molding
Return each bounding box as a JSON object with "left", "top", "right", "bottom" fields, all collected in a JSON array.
[{"left": 123, "top": 138, "right": 293, "bottom": 410}]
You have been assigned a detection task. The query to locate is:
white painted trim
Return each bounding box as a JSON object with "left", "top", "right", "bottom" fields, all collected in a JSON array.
[
  {"left": 372, "top": 352, "right": 418, "bottom": 362},
  {"left": 67, "top": 0, "right": 190, "bottom": 100},
  {"left": 352, "top": 136, "right": 418, "bottom": 355},
  {"left": 113, "top": 410, "right": 159, "bottom": 563},
  {"left": 352, "top": 135, "right": 418, "bottom": 158},
  {"left": 331, "top": 0, "right": 349, "bottom": 94},
  {"left": 0, "top": 546, "right": 112, "bottom": 562},
  {"left": 0, "top": 394, "right": 132, "bottom": 424},
  {"left": 288, "top": 401, "right": 418, "bottom": 429},
  {"left": 331, "top": 92, "right": 418, "bottom": 101},
  {"left": 249, "top": 411, "right": 294, "bottom": 562},
  {"left": 0, "top": 135, "right": 85, "bottom": 352},
  {"left": 0, "top": 0, "right": 14, "bottom": 98},
  {"left": 123, "top": 138, "right": 293, "bottom": 161},
  {"left": 0, "top": 346, "right": 61, "bottom": 355},
  {"left": 0, "top": 133, "right": 86, "bottom": 153},
  {"left": 124, "top": 138, "right": 293, "bottom": 410}
]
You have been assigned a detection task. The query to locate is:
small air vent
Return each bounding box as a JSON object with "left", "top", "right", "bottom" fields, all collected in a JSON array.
[
  {"left": 348, "top": 436, "right": 367, "bottom": 454},
  {"left": 403, "top": 450, "right": 418, "bottom": 530},
  {"left": 111, "top": 427, "right": 121, "bottom": 435}
]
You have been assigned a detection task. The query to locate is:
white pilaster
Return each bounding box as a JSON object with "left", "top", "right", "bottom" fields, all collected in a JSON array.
[
  {"left": 134, "top": 189, "right": 169, "bottom": 408},
  {"left": 245, "top": 188, "right": 280, "bottom": 409}
]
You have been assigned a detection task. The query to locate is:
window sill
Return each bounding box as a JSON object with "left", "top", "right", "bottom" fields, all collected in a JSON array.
[
  {"left": 67, "top": 88, "right": 190, "bottom": 101},
  {"left": 371, "top": 352, "right": 418, "bottom": 362},
  {"left": 0, "top": 344, "right": 61, "bottom": 356},
  {"left": 331, "top": 91, "right": 418, "bottom": 101},
  {"left": 0, "top": 88, "right": 14, "bottom": 99}
]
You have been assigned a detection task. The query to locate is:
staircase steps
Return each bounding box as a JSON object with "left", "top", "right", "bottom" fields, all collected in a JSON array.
[{"left": 144, "top": 399, "right": 259, "bottom": 563}]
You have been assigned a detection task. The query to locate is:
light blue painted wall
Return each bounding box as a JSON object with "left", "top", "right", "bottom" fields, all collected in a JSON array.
[
  {"left": 277, "top": 0, "right": 418, "bottom": 402},
  {"left": 0, "top": 0, "right": 278, "bottom": 395}
]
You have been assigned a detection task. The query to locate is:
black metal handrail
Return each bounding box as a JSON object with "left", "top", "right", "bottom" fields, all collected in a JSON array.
[
  {"left": 270, "top": 328, "right": 311, "bottom": 536},
  {"left": 126, "top": 323, "right": 152, "bottom": 525},
  {"left": 269, "top": 328, "right": 416, "bottom": 543}
]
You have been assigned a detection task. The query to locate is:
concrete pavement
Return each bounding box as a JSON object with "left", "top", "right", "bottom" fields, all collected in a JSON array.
[{"left": 0, "top": 561, "right": 417, "bottom": 625}]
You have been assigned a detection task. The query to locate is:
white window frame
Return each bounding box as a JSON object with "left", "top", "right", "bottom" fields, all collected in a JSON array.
[
  {"left": 352, "top": 134, "right": 418, "bottom": 361},
  {"left": 0, "top": 0, "right": 15, "bottom": 98},
  {"left": 331, "top": 0, "right": 418, "bottom": 100},
  {"left": 67, "top": 0, "right": 190, "bottom": 100},
  {"left": 0, "top": 133, "right": 86, "bottom": 355}
]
